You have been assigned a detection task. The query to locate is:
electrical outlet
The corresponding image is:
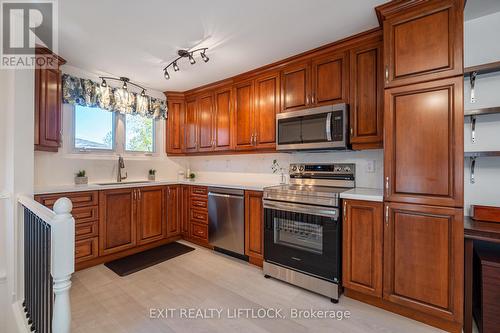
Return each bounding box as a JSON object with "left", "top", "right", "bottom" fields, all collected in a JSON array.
[{"left": 366, "top": 160, "right": 375, "bottom": 173}]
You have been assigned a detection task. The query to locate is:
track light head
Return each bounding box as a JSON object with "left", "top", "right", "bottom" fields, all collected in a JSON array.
[
  {"left": 141, "top": 89, "right": 146, "bottom": 97},
  {"left": 164, "top": 70, "right": 170, "bottom": 80},
  {"left": 201, "top": 51, "right": 209, "bottom": 63},
  {"left": 122, "top": 81, "right": 127, "bottom": 90},
  {"left": 173, "top": 61, "right": 179, "bottom": 72},
  {"left": 101, "top": 79, "right": 107, "bottom": 87},
  {"left": 189, "top": 53, "right": 196, "bottom": 65}
]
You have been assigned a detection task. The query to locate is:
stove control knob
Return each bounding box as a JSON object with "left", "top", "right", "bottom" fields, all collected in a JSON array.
[
  {"left": 291, "top": 165, "right": 297, "bottom": 172},
  {"left": 343, "top": 166, "right": 351, "bottom": 173},
  {"left": 335, "top": 167, "right": 342, "bottom": 172},
  {"left": 298, "top": 165, "right": 305, "bottom": 172}
]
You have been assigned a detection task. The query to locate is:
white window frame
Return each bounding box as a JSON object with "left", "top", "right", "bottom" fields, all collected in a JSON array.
[
  {"left": 123, "top": 113, "right": 157, "bottom": 155},
  {"left": 71, "top": 105, "right": 117, "bottom": 153}
]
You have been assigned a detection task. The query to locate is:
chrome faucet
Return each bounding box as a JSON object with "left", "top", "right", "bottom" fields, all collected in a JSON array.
[{"left": 117, "top": 155, "right": 127, "bottom": 182}]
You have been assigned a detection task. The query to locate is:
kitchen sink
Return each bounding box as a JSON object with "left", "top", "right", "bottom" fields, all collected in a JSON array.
[{"left": 96, "top": 181, "right": 152, "bottom": 186}]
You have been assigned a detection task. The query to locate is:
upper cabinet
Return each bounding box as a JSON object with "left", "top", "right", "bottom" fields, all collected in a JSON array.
[
  {"left": 234, "top": 80, "right": 255, "bottom": 150},
  {"left": 376, "top": 0, "right": 464, "bottom": 87},
  {"left": 197, "top": 92, "right": 215, "bottom": 152},
  {"left": 213, "top": 86, "right": 233, "bottom": 151},
  {"left": 349, "top": 40, "right": 383, "bottom": 149},
  {"left": 34, "top": 47, "right": 66, "bottom": 152},
  {"left": 253, "top": 72, "right": 280, "bottom": 149},
  {"left": 281, "top": 51, "right": 348, "bottom": 112},
  {"left": 384, "top": 76, "right": 463, "bottom": 208},
  {"left": 184, "top": 97, "right": 198, "bottom": 153},
  {"left": 166, "top": 93, "right": 184, "bottom": 155}
]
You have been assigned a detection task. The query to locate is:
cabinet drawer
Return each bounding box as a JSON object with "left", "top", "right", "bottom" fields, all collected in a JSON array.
[
  {"left": 36, "top": 191, "right": 98, "bottom": 208},
  {"left": 190, "top": 222, "right": 208, "bottom": 241},
  {"left": 75, "top": 221, "right": 98, "bottom": 240},
  {"left": 190, "top": 197, "right": 208, "bottom": 210},
  {"left": 190, "top": 186, "right": 208, "bottom": 196},
  {"left": 190, "top": 209, "right": 208, "bottom": 224},
  {"left": 72, "top": 206, "right": 98, "bottom": 224},
  {"left": 75, "top": 237, "right": 98, "bottom": 263}
]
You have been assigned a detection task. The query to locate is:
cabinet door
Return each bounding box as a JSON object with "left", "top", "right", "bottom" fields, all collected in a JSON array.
[
  {"left": 165, "top": 185, "right": 180, "bottom": 237},
  {"left": 281, "top": 62, "right": 311, "bottom": 112},
  {"left": 383, "top": 202, "right": 463, "bottom": 323},
  {"left": 350, "top": 41, "right": 383, "bottom": 149},
  {"left": 384, "top": 77, "right": 463, "bottom": 207},
  {"left": 99, "top": 188, "right": 136, "bottom": 255},
  {"left": 35, "top": 68, "right": 61, "bottom": 151},
  {"left": 136, "top": 186, "right": 165, "bottom": 245},
  {"left": 198, "top": 93, "right": 214, "bottom": 152},
  {"left": 214, "top": 86, "right": 233, "bottom": 151},
  {"left": 166, "top": 98, "right": 184, "bottom": 154},
  {"left": 311, "top": 52, "right": 348, "bottom": 105},
  {"left": 381, "top": 0, "right": 463, "bottom": 87},
  {"left": 343, "top": 199, "right": 383, "bottom": 298},
  {"left": 233, "top": 80, "right": 255, "bottom": 150},
  {"left": 254, "top": 72, "right": 279, "bottom": 149},
  {"left": 180, "top": 185, "right": 190, "bottom": 236},
  {"left": 184, "top": 98, "right": 198, "bottom": 152},
  {"left": 244, "top": 190, "right": 263, "bottom": 266}
]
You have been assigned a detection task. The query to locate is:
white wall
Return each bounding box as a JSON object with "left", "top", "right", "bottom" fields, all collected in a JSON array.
[{"left": 463, "top": 11, "right": 500, "bottom": 216}]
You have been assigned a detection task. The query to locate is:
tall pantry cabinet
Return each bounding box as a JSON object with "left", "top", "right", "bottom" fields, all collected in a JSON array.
[{"left": 376, "top": 1, "right": 464, "bottom": 332}]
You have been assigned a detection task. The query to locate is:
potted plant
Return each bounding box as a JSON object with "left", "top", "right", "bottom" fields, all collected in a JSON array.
[
  {"left": 75, "top": 170, "right": 88, "bottom": 185},
  {"left": 148, "top": 169, "right": 156, "bottom": 181},
  {"left": 188, "top": 172, "right": 196, "bottom": 180}
]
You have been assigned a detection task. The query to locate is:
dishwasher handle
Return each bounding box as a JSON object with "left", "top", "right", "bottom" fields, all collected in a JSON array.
[{"left": 208, "top": 192, "right": 244, "bottom": 199}]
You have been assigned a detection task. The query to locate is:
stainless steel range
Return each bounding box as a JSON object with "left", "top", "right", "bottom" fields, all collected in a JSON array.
[{"left": 263, "top": 163, "right": 355, "bottom": 303}]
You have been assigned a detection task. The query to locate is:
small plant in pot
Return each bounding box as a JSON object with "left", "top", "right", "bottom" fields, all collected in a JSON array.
[
  {"left": 148, "top": 169, "right": 156, "bottom": 181},
  {"left": 75, "top": 170, "right": 88, "bottom": 185}
]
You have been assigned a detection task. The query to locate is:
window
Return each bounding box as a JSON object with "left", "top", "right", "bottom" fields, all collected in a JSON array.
[
  {"left": 74, "top": 105, "right": 114, "bottom": 150},
  {"left": 125, "top": 114, "right": 155, "bottom": 153}
]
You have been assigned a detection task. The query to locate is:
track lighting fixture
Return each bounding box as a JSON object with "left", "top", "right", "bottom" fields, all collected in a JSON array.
[
  {"left": 98, "top": 76, "right": 147, "bottom": 95},
  {"left": 162, "top": 48, "right": 209, "bottom": 80}
]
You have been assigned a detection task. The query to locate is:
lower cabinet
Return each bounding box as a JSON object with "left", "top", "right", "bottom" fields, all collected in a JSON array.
[
  {"left": 343, "top": 199, "right": 464, "bottom": 332},
  {"left": 244, "top": 190, "right": 264, "bottom": 266},
  {"left": 165, "top": 185, "right": 181, "bottom": 237},
  {"left": 137, "top": 186, "right": 165, "bottom": 245},
  {"left": 180, "top": 185, "right": 190, "bottom": 237},
  {"left": 99, "top": 188, "right": 137, "bottom": 256},
  {"left": 383, "top": 202, "right": 463, "bottom": 325},
  {"left": 187, "top": 186, "right": 209, "bottom": 245},
  {"left": 342, "top": 199, "right": 383, "bottom": 297}
]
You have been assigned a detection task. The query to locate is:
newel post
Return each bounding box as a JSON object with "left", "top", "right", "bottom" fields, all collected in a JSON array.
[{"left": 51, "top": 198, "right": 75, "bottom": 333}]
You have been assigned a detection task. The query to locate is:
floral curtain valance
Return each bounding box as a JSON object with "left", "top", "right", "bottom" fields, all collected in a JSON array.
[{"left": 62, "top": 74, "right": 167, "bottom": 119}]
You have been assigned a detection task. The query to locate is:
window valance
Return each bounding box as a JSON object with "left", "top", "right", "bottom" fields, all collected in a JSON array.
[{"left": 62, "top": 74, "right": 167, "bottom": 119}]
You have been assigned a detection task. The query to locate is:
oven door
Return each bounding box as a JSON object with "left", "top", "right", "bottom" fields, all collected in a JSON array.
[{"left": 263, "top": 200, "right": 341, "bottom": 282}]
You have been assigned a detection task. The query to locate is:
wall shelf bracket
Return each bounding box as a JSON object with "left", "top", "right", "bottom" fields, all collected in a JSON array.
[
  {"left": 469, "top": 71, "right": 477, "bottom": 103},
  {"left": 469, "top": 157, "right": 476, "bottom": 184},
  {"left": 470, "top": 115, "right": 476, "bottom": 143}
]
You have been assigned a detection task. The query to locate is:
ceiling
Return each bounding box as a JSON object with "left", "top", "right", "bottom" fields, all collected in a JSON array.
[
  {"left": 58, "top": 0, "right": 386, "bottom": 93},
  {"left": 465, "top": 0, "right": 500, "bottom": 21}
]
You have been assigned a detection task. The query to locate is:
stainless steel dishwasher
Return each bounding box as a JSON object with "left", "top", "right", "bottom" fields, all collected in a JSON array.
[{"left": 208, "top": 187, "right": 246, "bottom": 258}]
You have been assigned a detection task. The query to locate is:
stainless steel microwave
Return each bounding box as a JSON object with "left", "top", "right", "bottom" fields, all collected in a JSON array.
[{"left": 276, "top": 103, "right": 349, "bottom": 151}]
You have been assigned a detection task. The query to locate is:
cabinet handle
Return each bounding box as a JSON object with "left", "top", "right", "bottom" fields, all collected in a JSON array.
[
  {"left": 138, "top": 189, "right": 141, "bottom": 200},
  {"left": 385, "top": 205, "right": 389, "bottom": 226},
  {"left": 133, "top": 190, "right": 137, "bottom": 200},
  {"left": 306, "top": 94, "right": 310, "bottom": 105},
  {"left": 385, "top": 177, "right": 389, "bottom": 196},
  {"left": 312, "top": 92, "right": 316, "bottom": 104},
  {"left": 385, "top": 65, "right": 389, "bottom": 84},
  {"left": 343, "top": 201, "right": 346, "bottom": 220},
  {"left": 350, "top": 127, "right": 353, "bottom": 136}
]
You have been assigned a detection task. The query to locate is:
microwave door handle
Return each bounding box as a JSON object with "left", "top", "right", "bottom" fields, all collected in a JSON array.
[{"left": 326, "top": 112, "right": 332, "bottom": 141}]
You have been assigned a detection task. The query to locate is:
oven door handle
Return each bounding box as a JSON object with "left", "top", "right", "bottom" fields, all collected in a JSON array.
[
  {"left": 263, "top": 200, "right": 339, "bottom": 219},
  {"left": 326, "top": 112, "right": 332, "bottom": 141}
]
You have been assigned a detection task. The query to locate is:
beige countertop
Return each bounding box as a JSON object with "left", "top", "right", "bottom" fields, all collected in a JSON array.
[{"left": 339, "top": 187, "right": 384, "bottom": 202}]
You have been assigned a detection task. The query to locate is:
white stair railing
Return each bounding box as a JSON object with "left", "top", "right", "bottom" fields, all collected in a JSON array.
[{"left": 18, "top": 195, "right": 75, "bottom": 333}]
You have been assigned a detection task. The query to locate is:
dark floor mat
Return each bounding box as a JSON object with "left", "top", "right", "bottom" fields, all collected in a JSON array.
[{"left": 104, "top": 242, "right": 195, "bottom": 276}]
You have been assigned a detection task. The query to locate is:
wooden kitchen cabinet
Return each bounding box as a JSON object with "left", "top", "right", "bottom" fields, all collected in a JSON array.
[
  {"left": 213, "top": 86, "right": 233, "bottom": 151},
  {"left": 99, "top": 188, "right": 137, "bottom": 256},
  {"left": 233, "top": 80, "right": 255, "bottom": 150},
  {"left": 184, "top": 97, "right": 198, "bottom": 152},
  {"left": 281, "top": 51, "right": 348, "bottom": 112},
  {"left": 180, "top": 185, "right": 190, "bottom": 237},
  {"left": 349, "top": 40, "right": 383, "bottom": 149},
  {"left": 383, "top": 202, "right": 463, "bottom": 325},
  {"left": 244, "top": 190, "right": 264, "bottom": 266},
  {"left": 166, "top": 93, "right": 185, "bottom": 155},
  {"left": 198, "top": 92, "right": 215, "bottom": 152},
  {"left": 34, "top": 47, "right": 66, "bottom": 152},
  {"left": 342, "top": 199, "right": 383, "bottom": 298},
  {"left": 136, "top": 186, "right": 165, "bottom": 245},
  {"left": 165, "top": 185, "right": 181, "bottom": 237},
  {"left": 254, "top": 72, "right": 280, "bottom": 149},
  {"left": 311, "top": 51, "right": 348, "bottom": 105},
  {"left": 376, "top": 0, "right": 464, "bottom": 88},
  {"left": 384, "top": 76, "right": 463, "bottom": 207}
]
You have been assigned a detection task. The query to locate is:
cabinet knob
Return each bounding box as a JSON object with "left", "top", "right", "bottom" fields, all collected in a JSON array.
[{"left": 385, "top": 66, "right": 389, "bottom": 84}]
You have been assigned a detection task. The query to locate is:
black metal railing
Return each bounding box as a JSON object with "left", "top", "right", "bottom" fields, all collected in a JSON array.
[{"left": 23, "top": 206, "right": 53, "bottom": 333}]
